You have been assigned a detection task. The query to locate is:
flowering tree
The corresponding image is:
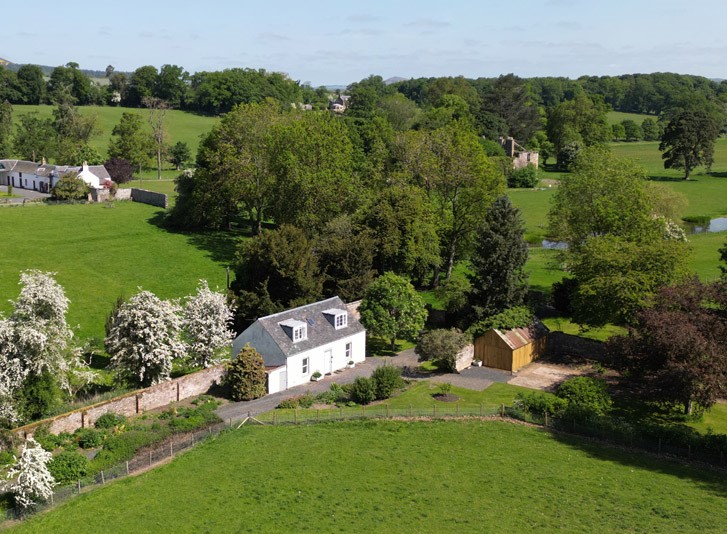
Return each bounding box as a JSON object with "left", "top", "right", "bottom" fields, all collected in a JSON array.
[
  {"left": 0, "top": 271, "right": 91, "bottom": 423},
  {"left": 105, "top": 290, "right": 185, "bottom": 386},
  {"left": 182, "top": 280, "right": 235, "bottom": 368},
  {"left": 6, "top": 437, "right": 56, "bottom": 509},
  {"left": 0, "top": 319, "right": 27, "bottom": 424}
]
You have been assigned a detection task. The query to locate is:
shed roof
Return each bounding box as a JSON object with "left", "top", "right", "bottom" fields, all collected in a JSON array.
[
  {"left": 494, "top": 321, "right": 549, "bottom": 351},
  {"left": 255, "top": 296, "right": 365, "bottom": 357}
]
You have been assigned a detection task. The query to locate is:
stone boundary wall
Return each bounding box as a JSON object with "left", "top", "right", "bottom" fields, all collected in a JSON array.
[
  {"left": 455, "top": 345, "right": 474, "bottom": 372},
  {"left": 14, "top": 365, "right": 225, "bottom": 437},
  {"left": 546, "top": 332, "right": 606, "bottom": 362},
  {"left": 114, "top": 188, "right": 132, "bottom": 200},
  {"left": 130, "top": 188, "right": 168, "bottom": 209}
]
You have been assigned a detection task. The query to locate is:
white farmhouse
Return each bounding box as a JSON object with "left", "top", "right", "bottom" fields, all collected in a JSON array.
[
  {"left": 232, "top": 297, "right": 366, "bottom": 394},
  {"left": 0, "top": 159, "right": 111, "bottom": 192}
]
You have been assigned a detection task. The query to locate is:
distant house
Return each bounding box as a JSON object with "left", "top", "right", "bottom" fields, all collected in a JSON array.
[
  {"left": 473, "top": 321, "right": 549, "bottom": 372},
  {"left": 0, "top": 159, "right": 112, "bottom": 192},
  {"left": 328, "top": 94, "right": 350, "bottom": 113},
  {"left": 232, "top": 297, "right": 366, "bottom": 394},
  {"left": 498, "top": 137, "right": 539, "bottom": 170}
]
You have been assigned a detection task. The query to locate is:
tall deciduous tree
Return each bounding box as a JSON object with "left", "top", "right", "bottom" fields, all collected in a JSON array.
[
  {"left": 467, "top": 195, "right": 529, "bottom": 321},
  {"left": 607, "top": 279, "right": 727, "bottom": 414},
  {"left": 548, "top": 146, "right": 658, "bottom": 248},
  {"left": 13, "top": 113, "right": 55, "bottom": 162},
  {"left": 103, "top": 157, "right": 134, "bottom": 184},
  {"left": 546, "top": 93, "right": 611, "bottom": 169},
  {"left": 190, "top": 101, "right": 283, "bottom": 233},
  {"left": 231, "top": 225, "right": 323, "bottom": 324},
  {"left": 142, "top": 96, "right": 169, "bottom": 180},
  {"left": 182, "top": 281, "right": 234, "bottom": 368},
  {"left": 105, "top": 290, "right": 185, "bottom": 387},
  {"left": 107, "top": 112, "right": 151, "bottom": 173},
  {"left": 15, "top": 65, "right": 45, "bottom": 105},
  {"left": 400, "top": 122, "right": 504, "bottom": 284},
  {"left": 358, "top": 272, "right": 428, "bottom": 350},
  {"left": 479, "top": 73, "right": 542, "bottom": 143},
  {"left": 0, "top": 100, "right": 12, "bottom": 156},
  {"left": 168, "top": 141, "right": 191, "bottom": 170},
  {"left": 659, "top": 109, "right": 721, "bottom": 180},
  {"left": 359, "top": 184, "right": 440, "bottom": 284},
  {"left": 268, "top": 112, "right": 356, "bottom": 233}
]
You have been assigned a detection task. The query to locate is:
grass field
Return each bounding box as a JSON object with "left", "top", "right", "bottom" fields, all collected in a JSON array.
[
  {"left": 12, "top": 105, "right": 218, "bottom": 162},
  {"left": 12, "top": 420, "right": 726, "bottom": 533},
  {"left": 0, "top": 202, "right": 242, "bottom": 340},
  {"left": 606, "top": 111, "right": 656, "bottom": 126}
]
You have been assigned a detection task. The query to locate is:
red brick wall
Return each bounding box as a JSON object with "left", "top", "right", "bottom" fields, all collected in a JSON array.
[{"left": 15, "top": 364, "right": 226, "bottom": 437}]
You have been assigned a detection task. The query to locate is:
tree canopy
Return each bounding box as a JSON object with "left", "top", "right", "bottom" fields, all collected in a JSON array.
[{"left": 659, "top": 109, "right": 722, "bottom": 179}]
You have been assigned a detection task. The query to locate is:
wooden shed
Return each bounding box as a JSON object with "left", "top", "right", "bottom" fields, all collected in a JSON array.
[{"left": 473, "top": 322, "right": 549, "bottom": 372}]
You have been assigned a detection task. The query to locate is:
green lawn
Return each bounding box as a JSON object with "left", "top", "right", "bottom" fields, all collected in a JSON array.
[
  {"left": 606, "top": 111, "right": 656, "bottom": 126},
  {"left": 541, "top": 317, "right": 627, "bottom": 341},
  {"left": 691, "top": 401, "right": 727, "bottom": 435},
  {"left": 0, "top": 202, "right": 242, "bottom": 340},
  {"left": 12, "top": 105, "right": 218, "bottom": 161},
  {"left": 12, "top": 420, "right": 727, "bottom": 533}
]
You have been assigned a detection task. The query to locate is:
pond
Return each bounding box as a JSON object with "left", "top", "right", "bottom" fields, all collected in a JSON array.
[
  {"left": 686, "top": 216, "right": 727, "bottom": 234},
  {"left": 541, "top": 239, "right": 568, "bottom": 250}
]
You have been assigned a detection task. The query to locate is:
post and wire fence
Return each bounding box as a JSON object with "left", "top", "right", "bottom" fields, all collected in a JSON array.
[{"left": 3, "top": 402, "right": 725, "bottom": 523}]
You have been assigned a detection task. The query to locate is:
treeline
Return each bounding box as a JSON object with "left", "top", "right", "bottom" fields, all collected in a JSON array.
[{"left": 0, "top": 62, "right": 329, "bottom": 114}]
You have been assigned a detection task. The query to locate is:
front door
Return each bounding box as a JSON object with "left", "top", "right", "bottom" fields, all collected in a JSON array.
[{"left": 324, "top": 349, "right": 333, "bottom": 374}]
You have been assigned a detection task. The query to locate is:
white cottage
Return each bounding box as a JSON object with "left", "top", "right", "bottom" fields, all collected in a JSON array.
[{"left": 232, "top": 297, "right": 366, "bottom": 394}]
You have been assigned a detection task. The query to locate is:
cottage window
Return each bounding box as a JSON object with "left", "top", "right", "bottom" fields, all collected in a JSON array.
[
  {"left": 335, "top": 314, "right": 347, "bottom": 329},
  {"left": 302, "top": 357, "right": 309, "bottom": 375},
  {"left": 293, "top": 325, "right": 307, "bottom": 342},
  {"left": 345, "top": 342, "right": 352, "bottom": 360}
]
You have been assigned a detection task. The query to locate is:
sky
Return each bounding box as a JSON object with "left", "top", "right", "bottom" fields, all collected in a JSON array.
[{"left": 3, "top": 0, "right": 726, "bottom": 86}]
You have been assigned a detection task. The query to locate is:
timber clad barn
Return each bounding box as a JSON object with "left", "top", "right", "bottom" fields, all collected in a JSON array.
[{"left": 474, "top": 322, "right": 549, "bottom": 372}]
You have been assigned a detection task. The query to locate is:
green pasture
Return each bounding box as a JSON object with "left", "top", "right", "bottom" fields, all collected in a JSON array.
[
  {"left": 13, "top": 420, "right": 727, "bottom": 533},
  {"left": 0, "top": 202, "right": 241, "bottom": 340},
  {"left": 11, "top": 105, "right": 218, "bottom": 162},
  {"left": 606, "top": 111, "right": 656, "bottom": 126}
]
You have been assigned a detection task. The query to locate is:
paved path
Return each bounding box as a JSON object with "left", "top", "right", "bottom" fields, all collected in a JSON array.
[
  {"left": 0, "top": 186, "right": 50, "bottom": 204},
  {"left": 217, "top": 357, "right": 389, "bottom": 424}
]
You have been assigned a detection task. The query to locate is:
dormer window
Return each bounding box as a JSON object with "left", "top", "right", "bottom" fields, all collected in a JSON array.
[
  {"left": 323, "top": 308, "right": 348, "bottom": 330},
  {"left": 279, "top": 319, "right": 307, "bottom": 342},
  {"left": 293, "top": 325, "right": 306, "bottom": 342}
]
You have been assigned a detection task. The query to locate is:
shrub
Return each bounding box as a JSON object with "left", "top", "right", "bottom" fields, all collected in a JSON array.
[
  {"left": 48, "top": 450, "right": 89, "bottom": 485},
  {"left": 371, "top": 365, "right": 405, "bottom": 400},
  {"left": 224, "top": 344, "right": 267, "bottom": 401},
  {"left": 297, "top": 393, "right": 316, "bottom": 409},
  {"left": 32, "top": 427, "right": 66, "bottom": 452},
  {"left": 75, "top": 428, "right": 103, "bottom": 449},
  {"left": 277, "top": 398, "right": 299, "bottom": 409},
  {"left": 514, "top": 392, "right": 568, "bottom": 416},
  {"left": 94, "top": 413, "right": 126, "bottom": 430},
  {"left": 92, "top": 429, "right": 169, "bottom": 470},
  {"left": 168, "top": 401, "right": 221, "bottom": 432},
  {"left": 350, "top": 377, "right": 377, "bottom": 404},
  {"left": 439, "top": 382, "right": 452, "bottom": 395},
  {"left": 416, "top": 329, "right": 469, "bottom": 372},
  {"left": 508, "top": 165, "right": 539, "bottom": 188},
  {"left": 316, "top": 383, "right": 349, "bottom": 405},
  {"left": 556, "top": 377, "right": 612, "bottom": 416},
  {"left": 50, "top": 173, "right": 90, "bottom": 201}
]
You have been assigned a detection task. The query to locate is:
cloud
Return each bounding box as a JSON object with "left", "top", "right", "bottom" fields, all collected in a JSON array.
[
  {"left": 338, "top": 28, "right": 383, "bottom": 37},
  {"left": 405, "top": 18, "right": 450, "bottom": 30},
  {"left": 346, "top": 14, "right": 381, "bottom": 23},
  {"left": 258, "top": 32, "right": 292, "bottom": 43},
  {"left": 554, "top": 20, "right": 582, "bottom": 31}
]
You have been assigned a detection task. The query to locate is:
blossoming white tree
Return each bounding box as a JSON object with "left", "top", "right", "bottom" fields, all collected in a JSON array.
[
  {"left": 0, "top": 319, "right": 27, "bottom": 424},
  {"left": 105, "top": 290, "right": 186, "bottom": 386},
  {"left": 0, "top": 271, "right": 91, "bottom": 423},
  {"left": 182, "top": 280, "right": 235, "bottom": 368},
  {"left": 6, "top": 437, "right": 56, "bottom": 509}
]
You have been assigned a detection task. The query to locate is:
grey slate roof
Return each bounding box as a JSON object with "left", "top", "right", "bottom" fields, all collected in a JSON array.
[{"left": 256, "top": 296, "right": 365, "bottom": 357}]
